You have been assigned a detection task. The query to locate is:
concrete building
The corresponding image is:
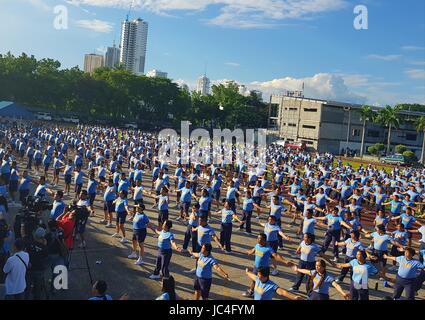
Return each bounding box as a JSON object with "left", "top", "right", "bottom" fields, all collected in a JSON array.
[
  {"left": 146, "top": 69, "right": 168, "bottom": 78},
  {"left": 197, "top": 75, "right": 210, "bottom": 95},
  {"left": 105, "top": 45, "right": 120, "bottom": 69},
  {"left": 119, "top": 18, "right": 148, "bottom": 75},
  {"left": 268, "top": 94, "right": 425, "bottom": 157},
  {"left": 84, "top": 54, "right": 104, "bottom": 74}
]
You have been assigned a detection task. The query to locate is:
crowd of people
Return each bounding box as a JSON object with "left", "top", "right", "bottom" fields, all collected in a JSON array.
[{"left": 0, "top": 120, "right": 424, "bottom": 301}]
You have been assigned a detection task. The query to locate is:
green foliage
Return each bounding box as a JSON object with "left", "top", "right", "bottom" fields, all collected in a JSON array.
[
  {"left": 375, "top": 143, "right": 385, "bottom": 152},
  {"left": 403, "top": 150, "right": 417, "bottom": 160},
  {"left": 0, "top": 52, "right": 268, "bottom": 128},
  {"left": 368, "top": 145, "right": 378, "bottom": 155},
  {"left": 395, "top": 145, "right": 408, "bottom": 154}
]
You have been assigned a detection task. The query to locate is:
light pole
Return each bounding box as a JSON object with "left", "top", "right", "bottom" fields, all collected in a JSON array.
[{"left": 344, "top": 106, "right": 352, "bottom": 156}]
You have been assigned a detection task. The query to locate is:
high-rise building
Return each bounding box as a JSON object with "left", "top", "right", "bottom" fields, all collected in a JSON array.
[
  {"left": 146, "top": 69, "right": 168, "bottom": 78},
  {"left": 105, "top": 44, "right": 121, "bottom": 69},
  {"left": 84, "top": 54, "right": 104, "bottom": 74},
  {"left": 119, "top": 18, "right": 148, "bottom": 75},
  {"left": 197, "top": 75, "right": 210, "bottom": 95}
]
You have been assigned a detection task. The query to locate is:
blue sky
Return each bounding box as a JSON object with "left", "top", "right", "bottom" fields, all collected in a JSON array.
[{"left": 1, "top": 0, "right": 424, "bottom": 105}]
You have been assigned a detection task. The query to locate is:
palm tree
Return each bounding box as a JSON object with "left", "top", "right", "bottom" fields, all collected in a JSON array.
[
  {"left": 415, "top": 116, "right": 425, "bottom": 164},
  {"left": 357, "top": 105, "right": 375, "bottom": 157},
  {"left": 375, "top": 105, "right": 402, "bottom": 155}
]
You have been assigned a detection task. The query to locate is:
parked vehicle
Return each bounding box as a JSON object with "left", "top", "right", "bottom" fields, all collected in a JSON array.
[
  {"left": 381, "top": 154, "right": 415, "bottom": 166},
  {"left": 124, "top": 123, "right": 138, "bottom": 129},
  {"left": 62, "top": 116, "right": 79, "bottom": 124},
  {"left": 36, "top": 112, "right": 52, "bottom": 121}
]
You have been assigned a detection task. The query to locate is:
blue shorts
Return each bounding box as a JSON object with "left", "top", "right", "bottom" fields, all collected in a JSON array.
[
  {"left": 133, "top": 229, "right": 147, "bottom": 243},
  {"left": 158, "top": 210, "right": 169, "bottom": 224},
  {"left": 88, "top": 193, "right": 96, "bottom": 206},
  {"left": 103, "top": 200, "right": 115, "bottom": 213},
  {"left": 181, "top": 202, "right": 191, "bottom": 214},
  {"left": 65, "top": 174, "right": 72, "bottom": 185},
  {"left": 9, "top": 180, "right": 18, "bottom": 193},
  {"left": 116, "top": 211, "right": 127, "bottom": 225},
  {"left": 194, "top": 277, "right": 212, "bottom": 299}
]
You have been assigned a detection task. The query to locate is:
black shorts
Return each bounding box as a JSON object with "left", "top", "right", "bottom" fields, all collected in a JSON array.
[
  {"left": 158, "top": 210, "right": 169, "bottom": 224},
  {"left": 54, "top": 168, "right": 60, "bottom": 176},
  {"left": 104, "top": 200, "right": 115, "bottom": 213},
  {"left": 214, "top": 190, "right": 220, "bottom": 201},
  {"left": 267, "top": 240, "right": 279, "bottom": 252},
  {"left": 134, "top": 198, "right": 144, "bottom": 206},
  {"left": 181, "top": 202, "right": 191, "bottom": 214},
  {"left": 9, "top": 180, "right": 18, "bottom": 193},
  {"left": 75, "top": 183, "right": 82, "bottom": 194},
  {"left": 253, "top": 196, "right": 261, "bottom": 206},
  {"left": 88, "top": 193, "right": 96, "bottom": 206},
  {"left": 65, "top": 174, "right": 72, "bottom": 185},
  {"left": 116, "top": 211, "right": 127, "bottom": 224},
  {"left": 133, "top": 229, "right": 147, "bottom": 243},
  {"left": 99, "top": 176, "right": 106, "bottom": 183},
  {"left": 194, "top": 277, "right": 212, "bottom": 299}
]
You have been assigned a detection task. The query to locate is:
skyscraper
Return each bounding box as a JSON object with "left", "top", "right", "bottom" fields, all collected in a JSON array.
[
  {"left": 84, "top": 54, "right": 104, "bottom": 74},
  {"left": 105, "top": 44, "right": 121, "bottom": 69},
  {"left": 119, "top": 18, "right": 148, "bottom": 75},
  {"left": 197, "top": 74, "right": 210, "bottom": 95},
  {"left": 146, "top": 69, "right": 168, "bottom": 78}
]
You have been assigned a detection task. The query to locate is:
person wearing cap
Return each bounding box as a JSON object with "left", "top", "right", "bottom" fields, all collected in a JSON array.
[{"left": 26, "top": 227, "right": 48, "bottom": 299}]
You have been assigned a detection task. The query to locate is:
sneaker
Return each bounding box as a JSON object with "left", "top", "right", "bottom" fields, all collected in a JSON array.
[
  {"left": 99, "top": 219, "right": 107, "bottom": 224},
  {"left": 111, "top": 233, "right": 120, "bottom": 238},
  {"left": 332, "top": 257, "right": 338, "bottom": 262},
  {"left": 106, "top": 223, "right": 113, "bottom": 228},
  {"left": 120, "top": 238, "right": 129, "bottom": 244},
  {"left": 288, "top": 287, "right": 298, "bottom": 292},
  {"left": 271, "top": 269, "right": 279, "bottom": 276},
  {"left": 335, "top": 279, "right": 342, "bottom": 284},
  {"left": 175, "top": 216, "right": 182, "bottom": 221},
  {"left": 379, "top": 277, "right": 385, "bottom": 281},
  {"left": 242, "top": 290, "right": 254, "bottom": 297},
  {"left": 135, "top": 258, "right": 144, "bottom": 265},
  {"left": 244, "top": 232, "right": 252, "bottom": 236},
  {"left": 78, "top": 241, "right": 86, "bottom": 248},
  {"left": 149, "top": 274, "right": 161, "bottom": 280},
  {"left": 180, "top": 249, "right": 188, "bottom": 253},
  {"left": 128, "top": 252, "right": 138, "bottom": 259}
]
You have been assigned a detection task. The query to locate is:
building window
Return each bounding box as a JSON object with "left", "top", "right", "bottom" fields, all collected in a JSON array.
[
  {"left": 288, "top": 123, "right": 296, "bottom": 127},
  {"left": 406, "top": 133, "right": 417, "bottom": 141},
  {"left": 302, "top": 140, "right": 314, "bottom": 145},
  {"left": 302, "top": 125, "right": 316, "bottom": 129},
  {"left": 367, "top": 130, "right": 380, "bottom": 138},
  {"left": 304, "top": 108, "right": 318, "bottom": 112},
  {"left": 352, "top": 129, "right": 361, "bottom": 137},
  {"left": 289, "top": 107, "right": 298, "bottom": 111}
]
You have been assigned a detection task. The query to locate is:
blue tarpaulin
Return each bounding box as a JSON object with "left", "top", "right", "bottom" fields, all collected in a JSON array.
[{"left": 0, "top": 101, "right": 35, "bottom": 119}]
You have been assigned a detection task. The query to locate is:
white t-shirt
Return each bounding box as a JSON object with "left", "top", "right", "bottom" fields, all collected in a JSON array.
[
  {"left": 3, "top": 252, "right": 29, "bottom": 295},
  {"left": 419, "top": 226, "right": 425, "bottom": 244}
]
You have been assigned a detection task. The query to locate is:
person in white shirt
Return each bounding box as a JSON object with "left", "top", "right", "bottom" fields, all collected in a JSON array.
[{"left": 3, "top": 239, "right": 29, "bottom": 300}]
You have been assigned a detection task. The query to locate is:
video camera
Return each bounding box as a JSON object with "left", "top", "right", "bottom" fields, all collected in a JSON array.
[
  {"left": 25, "top": 195, "right": 53, "bottom": 212},
  {"left": 13, "top": 196, "right": 51, "bottom": 239}
]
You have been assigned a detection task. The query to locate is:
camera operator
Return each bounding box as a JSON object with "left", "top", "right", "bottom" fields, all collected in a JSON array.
[
  {"left": 50, "top": 190, "right": 66, "bottom": 220},
  {"left": 71, "top": 189, "right": 91, "bottom": 249},
  {"left": 45, "top": 220, "right": 68, "bottom": 284},
  {"left": 0, "top": 214, "right": 12, "bottom": 284},
  {"left": 25, "top": 227, "right": 49, "bottom": 300},
  {"left": 56, "top": 210, "right": 76, "bottom": 252}
]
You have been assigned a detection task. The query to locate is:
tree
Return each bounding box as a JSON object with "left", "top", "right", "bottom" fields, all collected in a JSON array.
[
  {"left": 395, "top": 145, "right": 408, "bottom": 154},
  {"left": 375, "top": 105, "right": 402, "bottom": 155},
  {"left": 357, "top": 105, "right": 375, "bottom": 157},
  {"left": 415, "top": 116, "right": 425, "bottom": 164}
]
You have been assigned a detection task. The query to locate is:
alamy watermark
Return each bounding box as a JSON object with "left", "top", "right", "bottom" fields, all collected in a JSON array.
[
  {"left": 53, "top": 5, "right": 68, "bottom": 30},
  {"left": 354, "top": 4, "right": 368, "bottom": 30},
  {"left": 158, "top": 121, "right": 267, "bottom": 167}
]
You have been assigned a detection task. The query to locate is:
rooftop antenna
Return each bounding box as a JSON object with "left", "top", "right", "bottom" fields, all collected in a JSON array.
[{"left": 204, "top": 61, "right": 208, "bottom": 77}]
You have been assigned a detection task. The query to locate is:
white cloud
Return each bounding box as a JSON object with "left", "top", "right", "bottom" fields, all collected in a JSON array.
[
  {"left": 225, "top": 62, "right": 240, "bottom": 67},
  {"left": 249, "top": 73, "right": 367, "bottom": 104},
  {"left": 26, "top": 0, "right": 51, "bottom": 11},
  {"left": 405, "top": 69, "right": 425, "bottom": 80},
  {"left": 401, "top": 45, "right": 425, "bottom": 51},
  {"left": 366, "top": 54, "right": 402, "bottom": 61},
  {"left": 67, "top": 0, "right": 348, "bottom": 28},
  {"left": 75, "top": 19, "right": 114, "bottom": 33}
]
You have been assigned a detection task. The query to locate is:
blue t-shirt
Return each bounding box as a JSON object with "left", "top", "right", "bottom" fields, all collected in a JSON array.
[
  {"left": 326, "top": 214, "right": 342, "bottom": 231},
  {"left": 270, "top": 204, "right": 283, "bottom": 220},
  {"left": 89, "top": 295, "right": 113, "bottom": 300},
  {"left": 350, "top": 260, "right": 378, "bottom": 287},
  {"left": 50, "top": 200, "right": 65, "bottom": 220},
  {"left": 87, "top": 179, "right": 98, "bottom": 194},
  {"left": 300, "top": 241, "right": 322, "bottom": 262},
  {"left": 158, "top": 195, "right": 168, "bottom": 211},
  {"left": 103, "top": 186, "right": 116, "bottom": 202},
  {"left": 302, "top": 218, "right": 316, "bottom": 235},
  {"left": 371, "top": 232, "right": 392, "bottom": 251},
  {"left": 396, "top": 256, "right": 424, "bottom": 279},
  {"left": 180, "top": 187, "right": 192, "bottom": 203},
  {"left": 221, "top": 209, "right": 234, "bottom": 224},
  {"left": 226, "top": 187, "right": 237, "bottom": 200},
  {"left": 199, "top": 197, "right": 210, "bottom": 211},
  {"left": 133, "top": 213, "right": 149, "bottom": 230},
  {"left": 254, "top": 278, "right": 279, "bottom": 300},
  {"left": 263, "top": 223, "right": 281, "bottom": 242},
  {"left": 196, "top": 253, "right": 217, "bottom": 279},
  {"left": 345, "top": 239, "right": 364, "bottom": 258},
  {"left": 400, "top": 214, "right": 416, "bottom": 229},
  {"left": 115, "top": 198, "right": 128, "bottom": 213},
  {"left": 197, "top": 225, "right": 215, "bottom": 246},
  {"left": 254, "top": 244, "right": 274, "bottom": 268},
  {"left": 391, "top": 230, "right": 408, "bottom": 246},
  {"left": 310, "top": 271, "right": 335, "bottom": 295},
  {"left": 19, "top": 177, "right": 32, "bottom": 191},
  {"left": 390, "top": 200, "right": 403, "bottom": 215},
  {"left": 243, "top": 198, "right": 254, "bottom": 212},
  {"left": 158, "top": 231, "right": 174, "bottom": 250}
]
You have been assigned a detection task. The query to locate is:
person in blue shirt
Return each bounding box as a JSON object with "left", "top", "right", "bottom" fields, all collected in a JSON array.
[
  {"left": 182, "top": 203, "right": 201, "bottom": 253},
  {"left": 88, "top": 280, "right": 128, "bottom": 301},
  {"left": 245, "top": 266, "right": 302, "bottom": 300},
  {"left": 8, "top": 161, "right": 19, "bottom": 206},
  {"left": 151, "top": 186, "right": 170, "bottom": 230},
  {"left": 112, "top": 190, "right": 131, "bottom": 243},
  {"left": 290, "top": 233, "right": 324, "bottom": 293},
  {"left": 301, "top": 209, "right": 316, "bottom": 236},
  {"left": 213, "top": 200, "right": 241, "bottom": 253},
  {"left": 365, "top": 224, "right": 397, "bottom": 274},
  {"left": 374, "top": 209, "right": 390, "bottom": 228},
  {"left": 389, "top": 223, "right": 409, "bottom": 268},
  {"left": 63, "top": 159, "right": 74, "bottom": 196},
  {"left": 260, "top": 215, "right": 291, "bottom": 257},
  {"left": 391, "top": 207, "right": 421, "bottom": 247},
  {"left": 336, "top": 249, "right": 379, "bottom": 300},
  {"left": 74, "top": 167, "right": 86, "bottom": 200},
  {"left": 87, "top": 172, "right": 98, "bottom": 216},
  {"left": 197, "top": 189, "right": 211, "bottom": 219},
  {"left": 50, "top": 190, "right": 66, "bottom": 220},
  {"left": 316, "top": 207, "right": 353, "bottom": 261},
  {"left": 155, "top": 276, "right": 178, "bottom": 300},
  {"left": 334, "top": 230, "right": 364, "bottom": 283},
  {"left": 292, "top": 259, "right": 349, "bottom": 300},
  {"left": 189, "top": 243, "right": 230, "bottom": 300},
  {"left": 149, "top": 220, "right": 182, "bottom": 280},
  {"left": 243, "top": 233, "right": 294, "bottom": 297},
  {"left": 384, "top": 247, "right": 425, "bottom": 300},
  {"left": 225, "top": 180, "right": 240, "bottom": 213},
  {"left": 128, "top": 204, "right": 156, "bottom": 266},
  {"left": 239, "top": 190, "right": 261, "bottom": 234},
  {"left": 177, "top": 181, "right": 194, "bottom": 221},
  {"left": 382, "top": 194, "right": 403, "bottom": 217},
  {"left": 18, "top": 170, "right": 32, "bottom": 206},
  {"left": 249, "top": 179, "right": 264, "bottom": 219}
]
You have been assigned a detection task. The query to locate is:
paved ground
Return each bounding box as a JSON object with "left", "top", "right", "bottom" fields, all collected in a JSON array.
[{"left": 1, "top": 154, "right": 424, "bottom": 300}]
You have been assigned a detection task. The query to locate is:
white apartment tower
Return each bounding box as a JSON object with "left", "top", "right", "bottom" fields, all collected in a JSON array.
[
  {"left": 105, "top": 44, "right": 121, "bottom": 69},
  {"left": 119, "top": 18, "right": 148, "bottom": 75},
  {"left": 84, "top": 54, "right": 104, "bottom": 74},
  {"left": 197, "top": 74, "right": 210, "bottom": 95}
]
